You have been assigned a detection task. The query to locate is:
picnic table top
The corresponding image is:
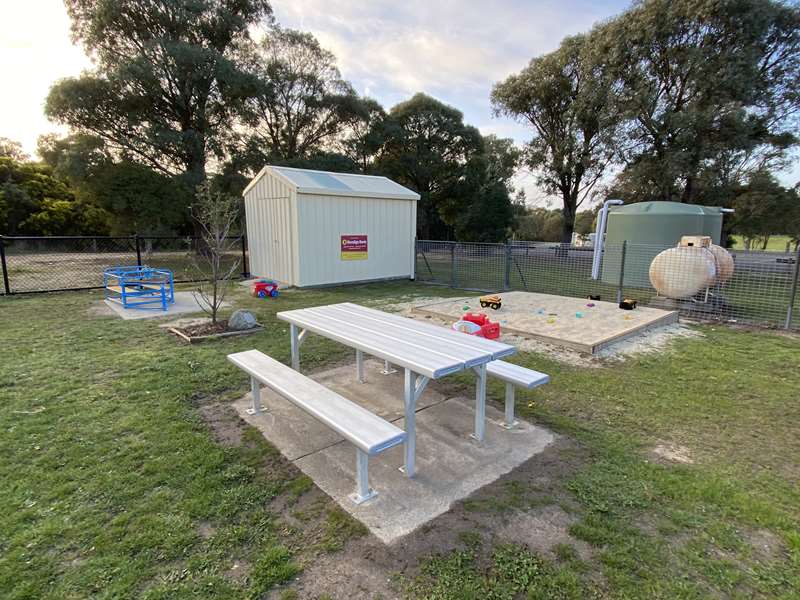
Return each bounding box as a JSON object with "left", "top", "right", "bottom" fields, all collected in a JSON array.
[{"left": 277, "top": 302, "right": 516, "bottom": 379}]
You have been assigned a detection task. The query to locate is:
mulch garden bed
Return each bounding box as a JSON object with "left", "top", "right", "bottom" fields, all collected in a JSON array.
[{"left": 168, "top": 319, "right": 264, "bottom": 343}]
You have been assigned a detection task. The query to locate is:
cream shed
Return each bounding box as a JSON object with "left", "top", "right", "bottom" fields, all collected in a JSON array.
[{"left": 242, "top": 166, "right": 419, "bottom": 287}]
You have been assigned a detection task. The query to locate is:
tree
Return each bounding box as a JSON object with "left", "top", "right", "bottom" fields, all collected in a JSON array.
[
  {"left": 512, "top": 207, "right": 565, "bottom": 242},
  {"left": 190, "top": 184, "right": 241, "bottom": 325},
  {"left": 492, "top": 33, "right": 620, "bottom": 243},
  {"left": 574, "top": 208, "right": 598, "bottom": 236},
  {"left": 599, "top": 0, "right": 800, "bottom": 204},
  {"left": 236, "top": 28, "right": 364, "bottom": 169},
  {"left": 0, "top": 138, "right": 29, "bottom": 161},
  {"left": 731, "top": 171, "right": 796, "bottom": 250},
  {"left": 453, "top": 135, "right": 519, "bottom": 242},
  {"left": 0, "top": 156, "right": 109, "bottom": 235},
  {"left": 38, "top": 134, "right": 192, "bottom": 235},
  {"left": 45, "top": 0, "right": 273, "bottom": 188},
  {"left": 376, "top": 93, "right": 484, "bottom": 239},
  {"left": 338, "top": 97, "right": 389, "bottom": 173}
]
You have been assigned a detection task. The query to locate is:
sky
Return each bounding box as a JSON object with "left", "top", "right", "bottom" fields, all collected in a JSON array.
[{"left": 1, "top": 0, "right": 797, "bottom": 206}]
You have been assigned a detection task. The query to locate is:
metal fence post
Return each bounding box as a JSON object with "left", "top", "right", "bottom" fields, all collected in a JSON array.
[
  {"left": 785, "top": 246, "right": 800, "bottom": 330},
  {"left": 241, "top": 234, "right": 250, "bottom": 279},
  {"left": 0, "top": 236, "right": 10, "bottom": 295},
  {"left": 504, "top": 243, "right": 512, "bottom": 290},
  {"left": 134, "top": 234, "right": 142, "bottom": 266},
  {"left": 616, "top": 240, "right": 627, "bottom": 304},
  {"left": 450, "top": 242, "right": 456, "bottom": 288}
]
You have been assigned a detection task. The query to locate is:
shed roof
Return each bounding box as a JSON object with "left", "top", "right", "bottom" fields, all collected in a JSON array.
[{"left": 243, "top": 165, "right": 420, "bottom": 201}]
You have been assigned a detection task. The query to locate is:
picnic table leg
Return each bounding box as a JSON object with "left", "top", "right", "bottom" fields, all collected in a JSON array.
[
  {"left": 356, "top": 349, "right": 365, "bottom": 383},
  {"left": 402, "top": 368, "right": 416, "bottom": 477},
  {"left": 471, "top": 363, "right": 488, "bottom": 442},
  {"left": 502, "top": 382, "right": 519, "bottom": 429},
  {"left": 349, "top": 448, "right": 377, "bottom": 504},
  {"left": 246, "top": 376, "right": 265, "bottom": 415},
  {"left": 290, "top": 323, "right": 300, "bottom": 371},
  {"left": 380, "top": 360, "right": 397, "bottom": 375}
]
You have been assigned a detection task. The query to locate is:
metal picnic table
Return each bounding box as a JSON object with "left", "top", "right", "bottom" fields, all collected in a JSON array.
[{"left": 276, "top": 302, "right": 516, "bottom": 477}]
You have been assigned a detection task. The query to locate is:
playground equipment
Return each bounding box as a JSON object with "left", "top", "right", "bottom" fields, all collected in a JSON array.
[
  {"left": 462, "top": 312, "right": 501, "bottom": 339},
  {"left": 251, "top": 279, "right": 279, "bottom": 298},
  {"left": 480, "top": 294, "right": 502, "bottom": 310},
  {"left": 104, "top": 266, "right": 174, "bottom": 311}
]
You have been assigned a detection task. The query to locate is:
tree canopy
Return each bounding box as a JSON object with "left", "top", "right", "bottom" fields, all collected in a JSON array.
[
  {"left": 234, "top": 28, "right": 366, "bottom": 170},
  {"left": 46, "top": 0, "right": 273, "bottom": 187},
  {"left": 601, "top": 0, "right": 800, "bottom": 204},
  {"left": 492, "top": 34, "right": 620, "bottom": 242}
]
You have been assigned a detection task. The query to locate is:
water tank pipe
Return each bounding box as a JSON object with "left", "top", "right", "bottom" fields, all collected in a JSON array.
[{"left": 591, "top": 199, "right": 624, "bottom": 280}]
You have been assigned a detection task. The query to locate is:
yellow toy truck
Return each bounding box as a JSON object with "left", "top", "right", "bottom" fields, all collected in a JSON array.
[{"left": 479, "top": 294, "right": 502, "bottom": 310}]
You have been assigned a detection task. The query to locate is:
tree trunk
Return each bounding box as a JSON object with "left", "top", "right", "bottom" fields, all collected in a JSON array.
[{"left": 561, "top": 194, "right": 576, "bottom": 245}]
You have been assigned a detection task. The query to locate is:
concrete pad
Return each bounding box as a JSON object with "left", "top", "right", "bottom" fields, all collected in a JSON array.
[
  {"left": 413, "top": 291, "right": 679, "bottom": 354},
  {"left": 233, "top": 359, "right": 555, "bottom": 544},
  {"left": 103, "top": 291, "right": 229, "bottom": 320}
]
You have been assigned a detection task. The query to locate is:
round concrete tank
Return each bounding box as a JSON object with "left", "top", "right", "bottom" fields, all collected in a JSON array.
[{"left": 601, "top": 201, "right": 725, "bottom": 287}]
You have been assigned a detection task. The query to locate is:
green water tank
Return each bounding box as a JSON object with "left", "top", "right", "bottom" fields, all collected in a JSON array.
[{"left": 601, "top": 201, "right": 724, "bottom": 287}]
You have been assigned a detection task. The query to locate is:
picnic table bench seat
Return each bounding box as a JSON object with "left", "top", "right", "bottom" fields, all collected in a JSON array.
[
  {"left": 486, "top": 360, "right": 550, "bottom": 429},
  {"left": 227, "top": 349, "right": 405, "bottom": 504}
]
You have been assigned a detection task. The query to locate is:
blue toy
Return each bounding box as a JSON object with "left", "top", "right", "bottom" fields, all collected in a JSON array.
[{"left": 104, "top": 266, "right": 175, "bottom": 311}]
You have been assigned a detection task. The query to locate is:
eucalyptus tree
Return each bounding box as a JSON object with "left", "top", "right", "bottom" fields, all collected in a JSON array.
[
  {"left": 338, "top": 97, "right": 389, "bottom": 173},
  {"left": 376, "top": 93, "right": 486, "bottom": 240},
  {"left": 236, "top": 28, "right": 365, "bottom": 168},
  {"left": 45, "top": 0, "right": 273, "bottom": 188},
  {"left": 600, "top": 0, "right": 800, "bottom": 203},
  {"left": 492, "top": 34, "right": 620, "bottom": 243}
]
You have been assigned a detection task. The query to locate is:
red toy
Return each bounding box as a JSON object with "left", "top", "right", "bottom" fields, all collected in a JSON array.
[
  {"left": 251, "top": 279, "right": 279, "bottom": 298},
  {"left": 462, "top": 312, "right": 501, "bottom": 340}
]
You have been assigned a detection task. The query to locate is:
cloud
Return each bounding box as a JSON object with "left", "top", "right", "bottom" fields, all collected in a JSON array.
[{"left": 272, "top": 0, "right": 622, "bottom": 142}]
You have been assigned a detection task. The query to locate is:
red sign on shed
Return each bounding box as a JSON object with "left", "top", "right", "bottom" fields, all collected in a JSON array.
[{"left": 340, "top": 235, "right": 368, "bottom": 260}]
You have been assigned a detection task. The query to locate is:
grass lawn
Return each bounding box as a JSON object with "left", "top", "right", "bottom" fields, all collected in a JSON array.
[
  {"left": 1, "top": 281, "right": 798, "bottom": 599},
  {"left": 729, "top": 235, "right": 797, "bottom": 253}
]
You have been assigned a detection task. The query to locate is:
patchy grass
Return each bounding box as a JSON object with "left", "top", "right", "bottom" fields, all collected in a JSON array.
[{"left": 1, "top": 281, "right": 799, "bottom": 599}]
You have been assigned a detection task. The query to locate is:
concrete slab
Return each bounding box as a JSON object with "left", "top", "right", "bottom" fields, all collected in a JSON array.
[
  {"left": 413, "top": 291, "right": 678, "bottom": 354},
  {"left": 103, "top": 291, "right": 229, "bottom": 320},
  {"left": 233, "top": 359, "right": 555, "bottom": 544}
]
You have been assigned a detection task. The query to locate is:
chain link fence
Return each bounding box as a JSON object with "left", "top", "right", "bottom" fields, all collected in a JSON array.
[
  {"left": 416, "top": 240, "right": 800, "bottom": 330},
  {"left": 0, "top": 235, "right": 249, "bottom": 294}
]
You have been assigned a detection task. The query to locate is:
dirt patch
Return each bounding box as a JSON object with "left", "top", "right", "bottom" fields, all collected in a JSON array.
[
  {"left": 224, "top": 559, "right": 251, "bottom": 585},
  {"left": 197, "top": 402, "right": 246, "bottom": 447},
  {"left": 282, "top": 437, "right": 593, "bottom": 599},
  {"left": 650, "top": 442, "right": 695, "bottom": 465},
  {"left": 743, "top": 527, "right": 786, "bottom": 562},
  {"left": 496, "top": 505, "right": 593, "bottom": 562},
  {"left": 196, "top": 521, "right": 216, "bottom": 540},
  {"left": 87, "top": 301, "right": 115, "bottom": 318}
]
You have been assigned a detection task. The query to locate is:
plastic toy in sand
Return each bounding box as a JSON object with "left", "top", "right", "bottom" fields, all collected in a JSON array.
[
  {"left": 586, "top": 303, "right": 596, "bottom": 308},
  {"left": 252, "top": 279, "right": 279, "bottom": 298},
  {"left": 452, "top": 320, "right": 481, "bottom": 335},
  {"left": 461, "top": 312, "right": 501, "bottom": 339},
  {"left": 536, "top": 308, "right": 546, "bottom": 315},
  {"left": 479, "top": 294, "right": 502, "bottom": 310},
  {"left": 575, "top": 312, "right": 584, "bottom": 318},
  {"left": 104, "top": 265, "right": 174, "bottom": 311}
]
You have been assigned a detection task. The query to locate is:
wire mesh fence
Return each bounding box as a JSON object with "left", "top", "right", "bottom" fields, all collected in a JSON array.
[
  {"left": 0, "top": 235, "right": 249, "bottom": 294},
  {"left": 416, "top": 239, "right": 800, "bottom": 330}
]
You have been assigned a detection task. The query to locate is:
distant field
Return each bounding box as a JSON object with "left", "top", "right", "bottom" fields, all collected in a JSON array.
[{"left": 730, "top": 235, "right": 796, "bottom": 252}]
